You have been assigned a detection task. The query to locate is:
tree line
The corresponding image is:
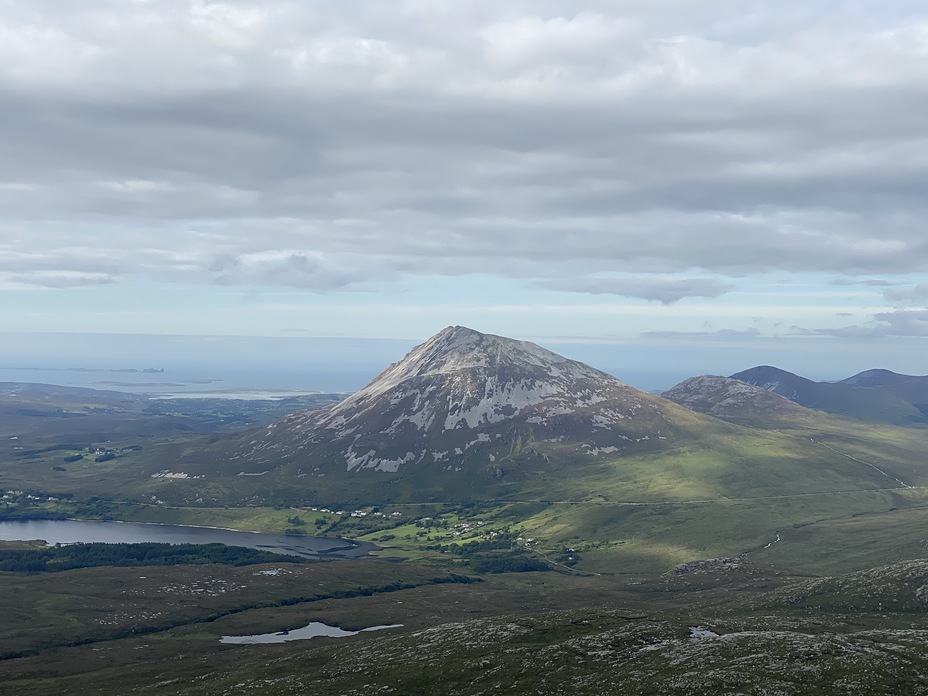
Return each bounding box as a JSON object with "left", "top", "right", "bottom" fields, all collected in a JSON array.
[{"left": 0, "top": 542, "right": 307, "bottom": 573}]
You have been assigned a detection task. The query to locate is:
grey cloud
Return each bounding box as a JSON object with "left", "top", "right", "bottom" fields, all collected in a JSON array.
[
  {"left": 210, "top": 251, "right": 385, "bottom": 291},
  {"left": 801, "top": 310, "right": 928, "bottom": 338},
  {"left": 641, "top": 328, "right": 761, "bottom": 338},
  {"left": 536, "top": 276, "right": 733, "bottom": 304},
  {"left": 2, "top": 2, "right": 928, "bottom": 289},
  {"left": 883, "top": 284, "right": 928, "bottom": 306},
  {"left": 3, "top": 271, "right": 116, "bottom": 289},
  {"left": 829, "top": 279, "right": 894, "bottom": 287}
]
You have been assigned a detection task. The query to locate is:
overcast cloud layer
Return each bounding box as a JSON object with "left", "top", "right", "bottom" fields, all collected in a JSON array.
[{"left": 2, "top": 0, "right": 928, "bottom": 338}]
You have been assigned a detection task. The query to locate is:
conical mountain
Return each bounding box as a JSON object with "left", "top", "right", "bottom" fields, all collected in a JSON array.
[{"left": 217, "top": 326, "right": 712, "bottom": 498}]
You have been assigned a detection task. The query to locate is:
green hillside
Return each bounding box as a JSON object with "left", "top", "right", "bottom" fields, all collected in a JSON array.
[{"left": 48, "top": 404, "right": 927, "bottom": 577}]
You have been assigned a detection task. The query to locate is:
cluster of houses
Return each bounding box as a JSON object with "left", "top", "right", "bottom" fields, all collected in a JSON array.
[
  {"left": 451, "top": 520, "right": 488, "bottom": 537},
  {"left": 304, "top": 506, "right": 404, "bottom": 519},
  {"left": 2, "top": 490, "right": 60, "bottom": 503}
]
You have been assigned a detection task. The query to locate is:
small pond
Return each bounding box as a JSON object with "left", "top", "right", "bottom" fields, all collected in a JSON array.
[{"left": 220, "top": 622, "right": 404, "bottom": 644}]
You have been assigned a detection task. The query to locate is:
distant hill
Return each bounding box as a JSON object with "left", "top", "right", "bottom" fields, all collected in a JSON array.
[
  {"left": 0, "top": 382, "right": 148, "bottom": 405},
  {"left": 728, "top": 366, "right": 818, "bottom": 402},
  {"left": 730, "top": 366, "right": 928, "bottom": 425},
  {"left": 838, "top": 368, "right": 925, "bottom": 387},
  {"left": 661, "top": 375, "right": 815, "bottom": 424}
]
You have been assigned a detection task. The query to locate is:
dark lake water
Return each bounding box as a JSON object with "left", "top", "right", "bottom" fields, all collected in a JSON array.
[{"left": 0, "top": 519, "right": 377, "bottom": 559}]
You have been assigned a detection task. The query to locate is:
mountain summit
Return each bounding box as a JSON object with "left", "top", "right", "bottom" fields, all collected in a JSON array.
[
  {"left": 838, "top": 369, "right": 921, "bottom": 388},
  {"left": 233, "top": 326, "right": 694, "bottom": 487}
]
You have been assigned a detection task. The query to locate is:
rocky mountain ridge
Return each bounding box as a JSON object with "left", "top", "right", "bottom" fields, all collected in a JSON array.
[{"left": 661, "top": 375, "right": 812, "bottom": 424}]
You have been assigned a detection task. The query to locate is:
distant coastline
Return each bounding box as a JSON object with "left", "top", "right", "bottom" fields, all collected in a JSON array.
[
  {"left": 0, "top": 365, "right": 376, "bottom": 396},
  {"left": 7, "top": 366, "right": 166, "bottom": 374}
]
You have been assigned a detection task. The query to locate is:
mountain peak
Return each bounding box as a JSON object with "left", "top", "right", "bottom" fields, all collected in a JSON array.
[
  {"left": 839, "top": 369, "right": 920, "bottom": 387},
  {"left": 729, "top": 365, "right": 815, "bottom": 401},
  {"left": 435, "top": 324, "right": 481, "bottom": 339},
  {"left": 363, "top": 326, "right": 590, "bottom": 399},
  {"left": 248, "top": 327, "right": 677, "bottom": 477},
  {"left": 427, "top": 325, "right": 564, "bottom": 362},
  {"left": 324, "top": 326, "right": 622, "bottom": 432}
]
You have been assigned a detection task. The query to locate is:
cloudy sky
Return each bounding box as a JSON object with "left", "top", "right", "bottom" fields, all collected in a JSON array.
[{"left": 2, "top": 0, "right": 928, "bottom": 379}]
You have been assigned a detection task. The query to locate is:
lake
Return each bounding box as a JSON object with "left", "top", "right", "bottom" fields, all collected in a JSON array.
[{"left": 0, "top": 519, "right": 377, "bottom": 559}]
